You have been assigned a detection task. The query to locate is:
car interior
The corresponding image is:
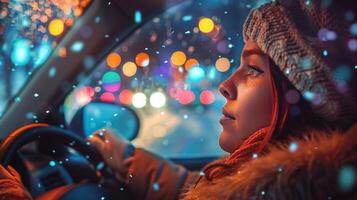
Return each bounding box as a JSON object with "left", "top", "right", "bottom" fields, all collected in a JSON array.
[{"left": 0, "top": 0, "right": 260, "bottom": 199}]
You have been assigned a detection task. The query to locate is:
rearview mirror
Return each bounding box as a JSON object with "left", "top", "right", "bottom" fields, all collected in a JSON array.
[{"left": 69, "top": 102, "right": 140, "bottom": 141}]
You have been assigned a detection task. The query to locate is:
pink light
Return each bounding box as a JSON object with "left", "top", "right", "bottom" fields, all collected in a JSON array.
[{"left": 200, "top": 90, "right": 215, "bottom": 105}]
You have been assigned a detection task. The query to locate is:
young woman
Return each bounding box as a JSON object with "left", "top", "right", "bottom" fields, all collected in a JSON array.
[{"left": 0, "top": 0, "right": 356, "bottom": 199}]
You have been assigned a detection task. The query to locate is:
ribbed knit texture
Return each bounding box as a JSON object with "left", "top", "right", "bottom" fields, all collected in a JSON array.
[{"left": 243, "top": 0, "right": 357, "bottom": 128}]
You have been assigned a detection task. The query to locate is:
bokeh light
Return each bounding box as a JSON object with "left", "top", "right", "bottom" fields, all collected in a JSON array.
[
  {"left": 119, "top": 89, "right": 133, "bottom": 105},
  {"left": 122, "top": 62, "right": 137, "bottom": 77},
  {"left": 198, "top": 17, "right": 214, "bottom": 33},
  {"left": 48, "top": 18, "right": 64, "bottom": 36},
  {"left": 184, "top": 58, "right": 199, "bottom": 71},
  {"left": 150, "top": 91, "right": 166, "bottom": 108},
  {"left": 106, "top": 52, "right": 121, "bottom": 69},
  {"left": 10, "top": 39, "right": 31, "bottom": 66},
  {"left": 70, "top": 41, "right": 84, "bottom": 52},
  {"left": 100, "top": 92, "right": 115, "bottom": 102},
  {"left": 200, "top": 90, "right": 215, "bottom": 105},
  {"left": 102, "top": 71, "right": 121, "bottom": 92},
  {"left": 132, "top": 92, "right": 147, "bottom": 108},
  {"left": 177, "top": 89, "right": 195, "bottom": 105},
  {"left": 75, "top": 86, "right": 94, "bottom": 105},
  {"left": 215, "top": 57, "right": 231, "bottom": 72},
  {"left": 135, "top": 52, "right": 150, "bottom": 67},
  {"left": 170, "top": 51, "right": 186, "bottom": 66},
  {"left": 188, "top": 66, "right": 205, "bottom": 82}
]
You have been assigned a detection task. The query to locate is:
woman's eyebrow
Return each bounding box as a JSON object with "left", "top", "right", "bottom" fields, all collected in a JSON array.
[{"left": 242, "top": 49, "right": 266, "bottom": 59}]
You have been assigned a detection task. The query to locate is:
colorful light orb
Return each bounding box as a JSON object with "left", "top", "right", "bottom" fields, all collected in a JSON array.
[
  {"left": 198, "top": 17, "right": 214, "bottom": 33},
  {"left": 150, "top": 91, "right": 166, "bottom": 108},
  {"left": 34, "top": 43, "right": 51, "bottom": 67},
  {"left": 122, "top": 62, "right": 137, "bottom": 77},
  {"left": 119, "top": 89, "right": 133, "bottom": 105},
  {"left": 215, "top": 57, "right": 231, "bottom": 72},
  {"left": 132, "top": 92, "right": 147, "bottom": 108},
  {"left": 200, "top": 90, "right": 215, "bottom": 105},
  {"left": 134, "top": 10, "right": 142, "bottom": 24},
  {"left": 100, "top": 92, "right": 115, "bottom": 102},
  {"left": 75, "top": 86, "right": 94, "bottom": 105},
  {"left": 102, "top": 71, "right": 121, "bottom": 92},
  {"left": 135, "top": 52, "right": 150, "bottom": 67},
  {"left": 10, "top": 39, "right": 31, "bottom": 66},
  {"left": 48, "top": 18, "right": 64, "bottom": 36},
  {"left": 70, "top": 41, "right": 84, "bottom": 52},
  {"left": 188, "top": 66, "right": 205, "bottom": 82},
  {"left": 178, "top": 90, "right": 195, "bottom": 105},
  {"left": 106, "top": 52, "right": 121, "bottom": 69},
  {"left": 170, "top": 51, "right": 186, "bottom": 66},
  {"left": 184, "top": 58, "right": 199, "bottom": 71}
]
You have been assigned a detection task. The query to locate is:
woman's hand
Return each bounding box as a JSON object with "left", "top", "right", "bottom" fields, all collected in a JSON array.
[
  {"left": 87, "top": 129, "right": 135, "bottom": 183},
  {"left": 0, "top": 165, "right": 22, "bottom": 182},
  {"left": 0, "top": 165, "right": 33, "bottom": 200}
]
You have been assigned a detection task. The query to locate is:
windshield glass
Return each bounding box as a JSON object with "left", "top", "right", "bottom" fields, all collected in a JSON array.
[
  {"left": 64, "top": 0, "right": 269, "bottom": 158},
  {"left": 0, "top": 0, "right": 92, "bottom": 117}
]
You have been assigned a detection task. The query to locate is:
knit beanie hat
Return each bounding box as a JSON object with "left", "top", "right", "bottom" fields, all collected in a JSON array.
[{"left": 243, "top": 0, "right": 357, "bottom": 129}]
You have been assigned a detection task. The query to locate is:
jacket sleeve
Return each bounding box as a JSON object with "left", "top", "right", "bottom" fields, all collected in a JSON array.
[
  {"left": 0, "top": 179, "right": 33, "bottom": 200},
  {"left": 125, "top": 148, "right": 200, "bottom": 200}
]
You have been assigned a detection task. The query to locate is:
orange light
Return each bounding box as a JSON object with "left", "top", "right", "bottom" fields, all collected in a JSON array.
[
  {"left": 184, "top": 58, "right": 199, "bottom": 71},
  {"left": 171, "top": 51, "right": 186, "bottom": 66},
  {"left": 58, "top": 47, "right": 67, "bottom": 57},
  {"left": 135, "top": 52, "right": 150, "bottom": 67},
  {"left": 122, "top": 62, "right": 137, "bottom": 77},
  {"left": 215, "top": 57, "right": 231, "bottom": 72},
  {"left": 119, "top": 89, "right": 133, "bottom": 105},
  {"left": 106, "top": 52, "right": 121, "bottom": 69}
]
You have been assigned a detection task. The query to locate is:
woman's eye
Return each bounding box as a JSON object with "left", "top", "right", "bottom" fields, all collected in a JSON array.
[{"left": 247, "top": 65, "right": 263, "bottom": 77}]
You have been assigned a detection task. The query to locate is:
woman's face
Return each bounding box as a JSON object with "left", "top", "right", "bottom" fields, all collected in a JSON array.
[{"left": 218, "top": 39, "right": 274, "bottom": 153}]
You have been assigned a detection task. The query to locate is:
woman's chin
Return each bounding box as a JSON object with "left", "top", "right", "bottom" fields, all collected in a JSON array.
[
  {"left": 219, "top": 129, "right": 246, "bottom": 153},
  {"left": 219, "top": 131, "right": 236, "bottom": 153}
]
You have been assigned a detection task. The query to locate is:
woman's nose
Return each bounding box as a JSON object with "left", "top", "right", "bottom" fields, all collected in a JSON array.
[{"left": 219, "top": 79, "right": 237, "bottom": 100}]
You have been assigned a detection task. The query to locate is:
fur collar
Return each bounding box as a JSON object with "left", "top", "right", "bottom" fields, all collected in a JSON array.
[{"left": 181, "top": 123, "right": 357, "bottom": 200}]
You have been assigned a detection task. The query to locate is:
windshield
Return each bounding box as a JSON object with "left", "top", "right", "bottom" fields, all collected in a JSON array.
[
  {"left": 64, "top": 0, "right": 269, "bottom": 158},
  {"left": 0, "top": 0, "right": 92, "bottom": 118}
]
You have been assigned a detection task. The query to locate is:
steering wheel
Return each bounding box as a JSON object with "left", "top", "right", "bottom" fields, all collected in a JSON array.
[{"left": 0, "top": 123, "right": 131, "bottom": 200}]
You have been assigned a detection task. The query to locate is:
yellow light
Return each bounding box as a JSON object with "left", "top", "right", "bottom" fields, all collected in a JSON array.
[
  {"left": 106, "top": 52, "right": 121, "bottom": 69},
  {"left": 184, "top": 58, "right": 199, "bottom": 71},
  {"left": 48, "top": 19, "right": 64, "bottom": 36},
  {"left": 171, "top": 51, "right": 186, "bottom": 66},
  {"left": 198, "top": 17, "right": 214, "bottom": 33},
  {"left": 122, "top": 62, "right": 137, "bottom": 77},
  {"left": 135, "top": 52, "right": 150, "bottom": 67},
  {"left": 215, "top": 57, "right": 231, "bottom": 72}
]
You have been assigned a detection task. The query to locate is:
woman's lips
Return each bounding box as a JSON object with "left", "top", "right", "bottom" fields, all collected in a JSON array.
[
  {"left": 219, "top": 115, "right": 235, "bottom": 124},
  {"left": 220, "top": 108, "right": 235, "bottom": 124}
]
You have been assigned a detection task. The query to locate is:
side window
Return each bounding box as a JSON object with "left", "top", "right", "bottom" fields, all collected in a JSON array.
[
  {"left": 0, "top": 1, "right": 92, "bottom": 117},
  {"left": 65, "top": 0, "right": 264, "bottom": 158}
]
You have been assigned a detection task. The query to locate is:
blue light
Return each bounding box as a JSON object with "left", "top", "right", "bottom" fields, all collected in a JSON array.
[
  {"left": 188, "top": 66, "right": 205, "bottom": 82},
  {"left": 70, "top": 41, "right": 84, "bottom": 52},
  {"left": 49, "top": 160, "right": 56, "bottom": 167},
  {"left": 182, "top": 15, "right": 193, "bottom": 21},
  {"left": 10, "top": 39, "right": 31, "bottom": 66},
  {"left": 95, "top": 16, "right": 101, "bottom": 24},
  {"left": 350, "top": 23, "right": 357, "bottom": 36},
  {"left": 34, "top": 43, "right": 52, "bottom": 67},
  {"left": 338, "top": 166, "right": 356, "bottom": 192},
  {"left": 289, "top": 142, "right": 298, "bottom": 152},
  {"left": 21, "top": 17, "right": 31, "bottom": 27},
  {"left": 134, "top": 10, "right": 142, "bottom": 24}
]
